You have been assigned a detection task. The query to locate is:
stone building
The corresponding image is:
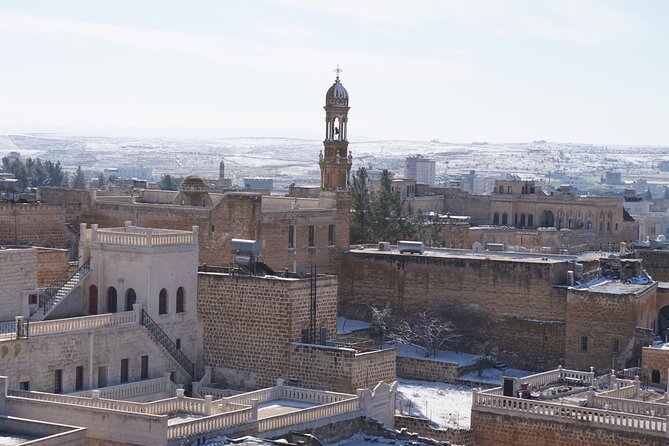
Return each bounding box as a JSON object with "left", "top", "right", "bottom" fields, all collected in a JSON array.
[
  {"left": 472, "top": 367, "right": 667, "bottom": 446},
  {"left": 198, "top": 267, "right": 395, "bottom": 394},
  {"left": 0, "top": 75, "right": 354, "bottom": 275},
  {"left": 339, "top": 246, "right": 657, "bottom": 372}
]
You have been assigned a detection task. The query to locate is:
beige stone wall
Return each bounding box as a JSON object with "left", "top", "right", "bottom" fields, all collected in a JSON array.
[
  {"left": 636, "top": 249, "right": 669, "bottom": 282},
  {"left": 289, "top": 344, "right": 395, "bottom": 393},
  {"left": 197, "top": 272, "right": 338, "bottom": 389},
  {"left": 0, "top": 248, "right": 36, "bottom": 320},
  {"left": 641, "top": 347, "right": 669, "bottom": 387},
  {"left": 36, "top": 248, "right": 70, "bottom": 288},
  {"left": 472, "top": 409, "right": 666, "bottom": 446},
  {"left": 0, "top": 203, "right": 81, "bottom": 251},
  {"left": 441, "top": 223, "right": 469, "bottom": 249},
  {"left": 0, "top": 323, "right": 190, "bottom": 393},
  {"left": 565, "top": 286, "right": 656, "bottom": 372},
  {"left": 395, "top": 356, "right": 462, "bottom": 383},
  {"left": 395, "top": 415, "right": 474, "bottom": 446},
  {"left": 339, "top": 251, "right": 572, "bottom": 368}
]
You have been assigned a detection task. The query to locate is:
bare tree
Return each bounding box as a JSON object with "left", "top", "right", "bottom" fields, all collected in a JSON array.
[{"left": 390, "top": 311, "right": 460, "bottom": 358}]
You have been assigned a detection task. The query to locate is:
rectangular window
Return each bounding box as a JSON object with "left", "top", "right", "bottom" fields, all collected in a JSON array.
[
  {"left": 54, "top": 369, "right": 62, "bottom": 394},
  {"left": 308, "top": 225, "right": 315, "bottom": 247},
  {"left": 328, "top": 224, "right": 335, "bottom": 246},
  {"left": 120, "top": 359, "right": 129, "bottom": 383},
  {"left": 97, "top": 366, "right": 107, "bottom": 388},
  {"left": 19, "top": 381, "right": 30, "bottom": 391},
  {"left": 75, "top": 366, "right": 84, "bottom": 391},
  {"left": 176, "top": 338, "right": 181, "bottom": 350},
  {"left": 141, "top": 355, "right": 149, "bottom": 380},
  {"left": 29, "top": 294, "right": 37, "bottom": 305},
  {"left": 288, "top": 225, "right": 295, "bottom": 249},
  {"left": 580, "top": 336, "right": 589, "bottom": 352},
  {"left": 612, "top": 338, "right": 620, "bottom": 354}
]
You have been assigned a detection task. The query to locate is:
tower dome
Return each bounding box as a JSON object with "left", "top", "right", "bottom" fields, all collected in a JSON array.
[{"left": 326, "top": 76, "right": 349, "bottom": 107}]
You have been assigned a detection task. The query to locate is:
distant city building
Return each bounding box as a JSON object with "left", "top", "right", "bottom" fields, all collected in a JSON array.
[
  {"left": 104, "top": 167, "right": 153, "bottom": 180},
  {"left": 218, "top": 159, "right": 232, "bottom": 188},
  {"left": 405, "top": 155, "right": 436, "bottom": 186},
  {"left": 243, "top": 177, "right": 273, "bottom": 190},
  {"left": 602, "top": 171, "right": 623, "bottom": 185}
]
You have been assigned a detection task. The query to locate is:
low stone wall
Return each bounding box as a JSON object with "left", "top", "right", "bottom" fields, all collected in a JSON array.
[
  {"left": 395, "top": 356, "right": 468, "bottom": 383},
  {"left": 395, "top": 414, "right": 474, "bottom": 446},
  {"left": 35, "top": 248, "right": 70, "bottom": 288},
  {"left": 472, "top": 409, "right": 667, "bottom": 446}
]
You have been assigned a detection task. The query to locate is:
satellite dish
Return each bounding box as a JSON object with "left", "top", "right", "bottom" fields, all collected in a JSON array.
[
  {"left": 472, "top": 241, "right": 483, "bottom": 252},
  {"left": 657, "top": 234, "right": 667, "bottom": 242}
]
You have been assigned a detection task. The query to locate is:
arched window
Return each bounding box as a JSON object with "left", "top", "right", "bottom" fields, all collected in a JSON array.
[
  {"left": 501, "top": 213, "right": 508, "bottom": 225},
  {"left": 176, "top": 287, "right": 185, "bottom": 313},
  {"left": 520, "top": 214, "right": 526, "bottom": 227},
  {"left": 527, "top": 214, "right": 534, "bottom": 227},
  {"left": 125, "top": 288, "right": 136, "bottom": 312},
  {"left": 159, "top": 289, "right": 168, "bottom": 315},
  {"left": 493, "top": 212, "right": 499, "bottom": 225},
  {"left": 107, "top": 287, "right": 117, "bottom": 313}
]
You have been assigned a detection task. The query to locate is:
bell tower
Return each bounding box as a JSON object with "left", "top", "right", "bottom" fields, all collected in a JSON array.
[{"left": 320, "top": 67, "right": 352, "bottom": 191}]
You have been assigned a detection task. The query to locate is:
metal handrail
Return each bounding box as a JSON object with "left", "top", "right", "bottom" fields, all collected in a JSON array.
[
  {"left": 140, "top": 309, "right": 195, "bottom": 378},
  {"left": 40, "top": 258, "right": 91, "bottom": 315},
  {"left": 38, "top": 257, "right": 82, "bottom": 307}
]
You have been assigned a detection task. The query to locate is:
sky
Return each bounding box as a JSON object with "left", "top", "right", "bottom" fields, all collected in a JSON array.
[{"left": 0, "top": 0, "right": 667, "bottom": 145}]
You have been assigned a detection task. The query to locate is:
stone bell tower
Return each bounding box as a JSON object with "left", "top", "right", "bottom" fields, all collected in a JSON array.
[{"left": 320, "top": 67, "right": 352, "bottom": 191}]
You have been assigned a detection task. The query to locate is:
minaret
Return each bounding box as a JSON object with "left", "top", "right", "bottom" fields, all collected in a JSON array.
[
  {"left": 320, "top": 67, "right": 352, "bottom": 191},
  {"left": 219, "top": 159, "right": 225, "bottom": 183}
]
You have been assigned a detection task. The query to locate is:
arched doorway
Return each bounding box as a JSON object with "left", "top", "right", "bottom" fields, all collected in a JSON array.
[
  {"left": 659, "top": 306, "right": 669, "bottom": 340},
  {"left": 125, "top": 288, "right": 136, "bottom": 312},
  {"left": 541, "top": 210, "right": 554, "bottom": 227},
  {"left": 107, "top": 287, "right": 118, "bottom": 313},
  {"left": 89, "top": 285, "right": 98, "bottom": 315}
]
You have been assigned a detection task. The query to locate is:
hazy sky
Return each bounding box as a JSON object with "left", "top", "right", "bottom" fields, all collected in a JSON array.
[{"left": 0, "top": 1, "right": 667, "bottom": 144}]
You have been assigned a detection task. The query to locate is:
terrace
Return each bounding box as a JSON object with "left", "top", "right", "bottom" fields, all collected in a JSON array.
[{"left": 473, "top": 366, "right": 669, "bottom": 437}]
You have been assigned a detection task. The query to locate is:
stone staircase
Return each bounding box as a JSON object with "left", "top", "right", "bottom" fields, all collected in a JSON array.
[{"left": 31, "top": 258, "right": 91, "bottom": 322}]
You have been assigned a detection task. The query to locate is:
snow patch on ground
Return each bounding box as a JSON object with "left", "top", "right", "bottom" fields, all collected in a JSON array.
[
  {"left": 396, "top": 379, "right": 473, "bottom": 429},
  {"left": 331, "top": 433, "right": 438, "bottom": 446}
]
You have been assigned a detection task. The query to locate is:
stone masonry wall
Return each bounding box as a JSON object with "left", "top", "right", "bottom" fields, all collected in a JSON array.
[
  {"left": 0, "top": 203, "right": 82, "bottom": 251},
  {"left": 0, "top": 323, "right": 190, "bottom": 393},
  {"left": 35, "top": 248, "right": 70, "bottom": 288},
  {"left": 641, "top": 347, "right": 669, "bottom": 388},
  {"left": 565, "top": 286, "right": 656, "bottom": 372},
  {"left": 289, "top": 344, "right": 395, "bottom": 393},
  {"left": 395, "top": 414, "right": 474, "bottom": 446},
  {"left": 339, "top": 251, "right": 570, "bottom": 367},
  {"left": 395, "top": 356, "right": 462, "bottom": 383},
  {"left": 472, "top": 409, "right": 667, "bottom": 446},
  {"left": 636, "top": 249, "right": 669, "bottom": 282},
  {"left": 0, "top": 248, "right": 36, "bottom": 320},
  {"left": 197, "top": 273, "right": 338, "bottom": 390}
]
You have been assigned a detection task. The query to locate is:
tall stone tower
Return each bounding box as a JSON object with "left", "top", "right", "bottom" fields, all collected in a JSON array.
[
  {"left": 219, "top": 159, "right": 225, "bottom": 183},
  {"left": 320, "top": 70, "right": 352, "bottom": 191}
]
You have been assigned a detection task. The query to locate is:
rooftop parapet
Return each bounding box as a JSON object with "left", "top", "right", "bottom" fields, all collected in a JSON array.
[{"left": 80, "top": 221, "right": 198, "bottom": 248}]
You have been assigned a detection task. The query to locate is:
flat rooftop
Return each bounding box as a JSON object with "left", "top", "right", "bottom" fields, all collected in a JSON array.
[
  {"left": 573, "top": 276, "right": 655, "bottom": 295},
  {"left": 348, "top": 246, "right": 601, "bottom": 265}
]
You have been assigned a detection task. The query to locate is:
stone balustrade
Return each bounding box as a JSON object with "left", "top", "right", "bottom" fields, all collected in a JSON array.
[
  {"left": 592, "top": 394, "right": 669, "bottom": 417},
  {"left": 473, "top": 390, "right": 667, "bottom": 436},
  {"left": 223, "top": 387, "right": 281, "bottom": 406},
  {"left": 70, "top": 375, "right": 174, "bottom": 399},
  {"left": 29, "top": 311, "right": 138, "bottom": 336},
  {"left": 281, "top": 386, "right": 356, "bottom": 404},
  {"left": 85, "top": 222, "right": 198, "bottom": 248},
  {"left": 257, "top": 397, "right": 361, "bottom": 433},
  {"left": 167, "top": 405, "right": 254, "bottom": 440},
  {"left": 598, "top": 384, "right": 639, "bottom": 399}
]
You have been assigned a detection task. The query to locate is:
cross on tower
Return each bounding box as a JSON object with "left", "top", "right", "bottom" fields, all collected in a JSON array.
[{"left": 334, "top": 65, "right": 343, "bottom": 80}]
